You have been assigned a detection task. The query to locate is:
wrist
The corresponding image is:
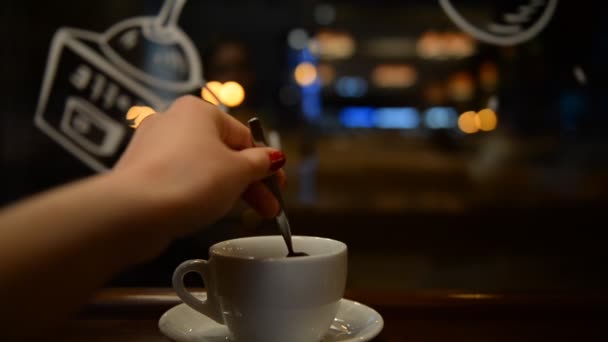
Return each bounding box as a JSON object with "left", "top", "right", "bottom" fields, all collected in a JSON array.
[
  {"left": 101, "top": 168, "right": 191, "bottom": 262},
  {"left": 109, "top": 162, "right": 200, "bottom": 218}
]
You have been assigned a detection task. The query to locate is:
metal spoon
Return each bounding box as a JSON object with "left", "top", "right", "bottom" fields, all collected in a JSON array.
[{"left": 248, "top": 118, "right": 308, "bottom": 257}]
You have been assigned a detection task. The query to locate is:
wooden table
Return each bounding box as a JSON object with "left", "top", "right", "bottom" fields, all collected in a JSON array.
[{"left": 61, "top": 288, "right": 608, "bottom": 341}]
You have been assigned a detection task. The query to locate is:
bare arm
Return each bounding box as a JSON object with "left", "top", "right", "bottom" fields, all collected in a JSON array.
[
  {"left": 0, "top": 172, "right": 172, "bottom": 335},
  {"left": 0, "top": 96, "right": 285, "bottom": 338}
]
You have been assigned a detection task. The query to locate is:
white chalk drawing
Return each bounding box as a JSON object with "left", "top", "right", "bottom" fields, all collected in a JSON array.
[
  {"left": 35, "top": 0, "right": 204, "bottom": 171},
  {"left": 61, "top": 97, "right": 126, "bottom": 157},
  {"left": 439, "top": 0, "right": 558, "bottom": 46}
]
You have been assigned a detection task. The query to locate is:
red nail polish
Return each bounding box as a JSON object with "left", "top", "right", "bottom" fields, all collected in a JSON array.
[{"left": 269, "top": 151, "right": 286, "bottom": 172}]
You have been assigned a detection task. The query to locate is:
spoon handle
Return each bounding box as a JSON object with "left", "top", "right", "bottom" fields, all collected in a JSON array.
[
  {"left": 247, "top": 118, "right": 295, "bottom": 254},
  {"left": 248, "top": 118, "right": 283, "bottom": 203},
  {"left": 248, "top": 118, "right": 285, "bottom": 208}
]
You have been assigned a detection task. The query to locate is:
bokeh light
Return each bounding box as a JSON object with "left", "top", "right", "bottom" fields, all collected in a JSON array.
[
  {"left": 287, "top": 28, "right": 309, "bottom": 50},
  {"left": 476, "top": 108, "right": 498, "bottom": 131},
  {"left": 317, "top": 63, "right": 336, "bottom": 86},
  {"left": 480, "top": 61, "right": 499, "bottom": 92},
  {"left": 220, "top": 81, "right": 245, "bottom": 107},
  {"left": 201, "top": 81, "right": 222, "bottom": 105},
  {"left": 364, "top": 37, "right": 416, "bottom": 58},
  {"left": 374, "top": 107, "right": 420, "bottom": 129},
  {"left": 335, "top": 76, "right": 368, "bottom": 98},
  {"left": 294, "top": 62, "right": 318, "bottom": 87},
  {"left": 314, "top": 30, "right": 356, "bottom": 60},
  {"left": 458, "top": 111, "right": 479, "bottom": 134},
  {"left": 448, "top": 72, "right": 475, "bottom": 102},
  {"left": 126, "top": 106, "right": 156, "bottom": 128},
  {"left": 417, "top": 31, "right": 476, "bottom": 60},
  {"left": 423, "top": 83, "right": 447, "bottom": 105},
  {"left": 313, "top": 3, "right": 336, "bottom": 25},
  {"left": 371, "top": 64, "right": 417, "bottom": 88},
  {"left": 201, "top": 81, "right": 245, "bottom": 108},
  {"left": 417, "top": 31, "right": 443, "bottom": 59},
  {"left": 424, "top": 107, "right": 458, "bottom": 129}
]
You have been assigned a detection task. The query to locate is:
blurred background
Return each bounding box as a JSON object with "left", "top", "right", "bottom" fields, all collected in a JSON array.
[{"left": 1, "top": 0, "right": 607, "bottom": 292}]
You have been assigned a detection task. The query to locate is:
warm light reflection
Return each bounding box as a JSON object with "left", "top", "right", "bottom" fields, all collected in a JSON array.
[
  {"left": 371, "top": 64, "right": 417, "bottom": 88},
  {"left": 458, "top": 109, "right": 498, "bottom": 133},
  {"left": 423, "top": 83, "right": 446, "bottom": 105},
  {"left": 476, "top": 108, "right": 498, "bottom": 131},
  {"left": 201, "top": 81, "right": 245, "bottom": 108},
  {"left": 220, "top": 81, "right": 245, "bottom": 107},
  {"left": 201, "top": 81, "right": 222, "bottom": 105},
  {"left": 364, "top": 37, "right": 416, "bottom": 58},
  {"left": 458, "top": 111, "right": 479, "bottom": 134},
  {"left": 126, "top": 106, "right": 156, "bottom": 128},
  {"left": 444, "top": 32, "right": 475, "bottom": 58},
  {"left": 417, "top": 31, "right": 476, "bottom": 60},
  {"left": 317, "top": 63, "right": 336, "bottom": 86},
  {"left": 448, "top": 293, "right": 495, "bottom": 300},
  {"left": 294, "top": 62, "right": 318, "bottom": 87},
  {"left": 480, "top": 61, "right": 499, "bottom": 92},
  {"left": 314, "top": 30, "right": 356, "bottom": 60},
  {"left": 417, "top": 31, "right": 443, "bottom": 59},
  {"left": 448, "top": 72, "right": 475, "bottom": 102}
]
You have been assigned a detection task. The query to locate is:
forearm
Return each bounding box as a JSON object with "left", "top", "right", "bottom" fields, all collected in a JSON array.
[
  {"left": 0, "top": 95, "right": 284, "bottom": 339},
  {"left": 0, "top": 171, "right": 177, "bottom": 337}
]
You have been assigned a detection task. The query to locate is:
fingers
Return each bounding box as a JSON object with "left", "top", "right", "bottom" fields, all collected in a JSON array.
[
  {"left": 242, "top": 183, "right": 280, "bottom": 218},
  {"left": 242, "top": 170, "right": 287, "bottom": 218},
  {"left": 217, "top": 111, "right": 255, "bottom": 150},
  {"left": 238, "top": 147, "right": 286, "bottom": 182},
  {"left": 238, "top": 147, "right": 287, "bottom": 218},
  {"left": 168, "top": 96, "right": 253, "bottom": 150},
  {"left": 163, "top": 96, "right": 291, "bottom": 220},
  {"left": 275, "top": 169, "right": 287, "bottom": 189}
]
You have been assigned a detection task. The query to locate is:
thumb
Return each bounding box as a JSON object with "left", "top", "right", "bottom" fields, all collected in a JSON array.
[{"left": 238, "top": 147, "right": 286, "bottom": 181}]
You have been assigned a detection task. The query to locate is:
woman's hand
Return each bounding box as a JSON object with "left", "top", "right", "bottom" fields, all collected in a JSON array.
[
  {"left": 0, "top": 95, "right": 289, "bottom": 338},
  {"left": 114, "top": 95, "right": 286, "bottom": 237}
]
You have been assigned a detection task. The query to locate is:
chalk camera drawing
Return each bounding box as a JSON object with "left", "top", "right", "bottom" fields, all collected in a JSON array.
[{"left": 34, "top": 0, "right": 203, "bottom": 171}]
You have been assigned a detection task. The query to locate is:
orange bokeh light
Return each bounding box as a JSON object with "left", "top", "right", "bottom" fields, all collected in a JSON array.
[
  {"left": 126, "top": 106, "right": 156, "bottom": 128},
  {"left": 294, "top": 62, "right": 318, "bottom": 86},
  {"left": 476, "top": 108, "right": 498, "bottom": 131},
  {"left": 458, "top": 111, "right": 479, "bottom": 134},
  {"left": 201, "top": 81, "right": 245, "bottom": 108}
]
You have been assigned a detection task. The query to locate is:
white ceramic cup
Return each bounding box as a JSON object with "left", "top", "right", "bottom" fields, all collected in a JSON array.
[{"left": 172, "top": 235, "right": 348, "bottom": 342}]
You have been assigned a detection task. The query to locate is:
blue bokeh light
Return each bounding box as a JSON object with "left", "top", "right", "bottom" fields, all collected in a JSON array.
[
  {"left": 335, "top": 76, "right": 368, "bottom": 98},
  {"left": 374, "top": 107, "right": 420, "bottom": 129},
  {"left": 424, "top": 107, "right": 458, "bottom": 129},
  {"left": 339, "top": 107, "right": 375, "bottom": 128}
]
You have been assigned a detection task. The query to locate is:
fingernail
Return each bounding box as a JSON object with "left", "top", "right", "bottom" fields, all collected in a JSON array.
[{"left": 269, "top": 151, "right": 286, "bottom": 172}]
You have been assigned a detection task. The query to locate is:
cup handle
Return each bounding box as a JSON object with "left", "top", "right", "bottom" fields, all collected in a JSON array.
[{"left": 172, "top": 259, "right": 224, "bottom": 324}]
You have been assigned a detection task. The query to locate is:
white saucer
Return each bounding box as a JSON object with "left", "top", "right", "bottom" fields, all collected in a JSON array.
[{"left": 159, "top": 294, "right": 384, "bottom": 342}]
